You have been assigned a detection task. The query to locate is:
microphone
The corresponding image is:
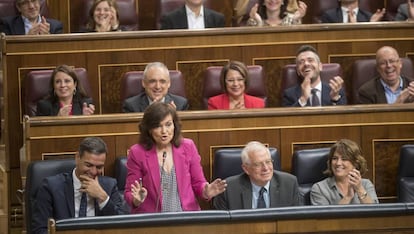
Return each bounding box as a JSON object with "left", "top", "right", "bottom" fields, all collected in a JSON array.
[{"left": 156, "top": 151, "right": 167, "bottom": 212}]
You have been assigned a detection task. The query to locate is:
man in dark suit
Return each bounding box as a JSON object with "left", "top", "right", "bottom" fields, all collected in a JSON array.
[
  {"left": 320, "top": 0, "right": 385, "bottom": 23},
  {"left": 0, "top": 0, "right": 63, "bottom": 35},
  {"left": 213, "top": 141, "right": 300, "bottom": 210},
  {"left": 122, "top": 62, "right": 189, "bottom": 112},
  {"left": 358, "top": 46, "right": 414, "bottom": 104},
  {"left": 32, "top": 137, "right": 125, "bottom": 234},
  {"left": 394, "top": 0, "right": 414, "bottom": 21},
  {"left": 160, "top": 0, "right": 225, "bottom": 29},
  {"left": 282, "top": 45, "right": 347, "bottom": 107}
]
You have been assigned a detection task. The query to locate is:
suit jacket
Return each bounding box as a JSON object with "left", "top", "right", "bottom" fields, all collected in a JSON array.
[
  {"left": 394, "top": 3, "right": 409, "bottom": 21},
  {"left": 208, "top": 93, "right": 265, "bottom": 110},
  {"left": 160, "top": 5, "right": 225, "bottom": 29},
  {"left": 358, "top": 76, "right": 413, "bottom": 104},
  {"left": 124, "top": 138, "right": 208, "bottom": 213},
  {"left": 0, "top": 15, "right": 63, "bottom": 35},
  {"left": 122, "top": 92, "right": 189, "bottom": 112},
  {"left": 32, "top": 172, "right": 125, "bottom": 234},
  {"left": 320, "top": 7, "right": 372, "bottom": 23},
  {"left": 36, "top": 97, "right": 93, "bottom": 116},
  {"left": 213, "top": 171, "right": 300, "bottom": 210},
  {"left": 282, "top": 82, "right": 347, "bottom": 107}
]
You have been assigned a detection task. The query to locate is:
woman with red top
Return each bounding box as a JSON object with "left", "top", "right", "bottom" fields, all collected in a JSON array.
[
  {"left": 208, "top": 61, "right": 265, "bottom": 110},
  {"left": 36, "top": 65, "right": 95, "bottom": 116}
]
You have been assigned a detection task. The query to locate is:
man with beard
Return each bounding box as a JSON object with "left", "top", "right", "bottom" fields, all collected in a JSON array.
[
  {"left": 32, "top": 137, "right": 125, "bottom": 234},
  {"left": 320, "top": 0, "right": 385, "bottom": 23},
  {"left": 358, "top": 46, "right": 414, "bottom": 104},
  {"left": 282, "top": 45, "right": 347, "bottom": 107}
]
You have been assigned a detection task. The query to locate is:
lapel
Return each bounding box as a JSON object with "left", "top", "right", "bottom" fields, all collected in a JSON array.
[
  {"left": 203, "top": 8, "right": 211, "bottom": 28},
  {"left": 180, "top": 6, "right": 189, "bottom": 28},
  {"left": 336, "top": 8, "right": 344, "bottom": 23},
  {"left": 14, "top": 17, "right": 26, "bottom": 35},
  {"left": 146, "top": 148, "right": 162, "bottom": 198},
  {"left": 375, "top": 78, "right": 388, "bottom": 103},
  {"left": 321, "top": 83, "right": 331, "bottom": 105},
  {"left": 65, "top": 174, "right": 75, "bottom": 217},
  {"left": 240, "top": 174, "right": 253, "bottom": 209},
  {"left": 171, "top": 144, "right": 185, "bottom": 192},
  {"left": 269, "top": 173, "right": 280, "bottom": 207}
]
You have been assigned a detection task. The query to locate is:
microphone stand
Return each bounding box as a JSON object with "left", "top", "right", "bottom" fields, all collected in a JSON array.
[{"left": 155, "top": 151, "right": 167, "bottom": 212}]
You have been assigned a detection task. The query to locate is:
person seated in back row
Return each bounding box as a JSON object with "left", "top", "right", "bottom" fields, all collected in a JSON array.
[
  {"left": 85, "top": 0, "right": 121, "bottom": 32},
  {"left": 122, "top": 62, "right": 189, "bottom": 112},
  {"left": 213, "top": 141, "right": 299, "bottom": 210},
  {"left": 282, "top": 45, "right": 347, "bottom": 107},
  {"left": 320, "top": 0, "right": 385, "bottom": 23},
  {"left": 358, "top": 46, "right": 414, "bottom": 104},
  {"left": 208, "top": 61, "right": 265, "bottom": 110},
  {"left": 246, "top": 0, "right": 307, "bottom": 26},
  {"left": 0, "top": 0, "right": 63, "bottom": 35},
  {"left": 394, "top": 0, "right": 414, "bottom": 21},
  {"left": 160, "top": 0, "right": 225, "bottom": 30}
]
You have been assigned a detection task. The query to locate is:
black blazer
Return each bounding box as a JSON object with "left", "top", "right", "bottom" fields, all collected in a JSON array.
[
  {"left": 160, "top": 5, "right": 225, "bottom": 29},
  {"left": 0, "top": 15, "right": 63, "bottom": 35},
  {"left": 320, "top": 7, "right": 372, "bottom": 23},
  {"left": 213, "top": 170, "right": 300, "bottom": 210},
  {"left": 36, "top": 97, "right": 93, "bottom": 116},
  {"left": 31, "top": 172, "right": 125, "bottom": 234},
  {"left": 122, "top": 92, "right": 189, "bottom": 112},
  {"left": 282, "top": 82, "right": 347, "bottom": 107}
]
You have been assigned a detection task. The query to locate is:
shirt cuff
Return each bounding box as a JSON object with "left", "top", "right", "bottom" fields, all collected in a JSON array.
[{"left": 98, "top": 196, "right": 110, "bottom": 210}]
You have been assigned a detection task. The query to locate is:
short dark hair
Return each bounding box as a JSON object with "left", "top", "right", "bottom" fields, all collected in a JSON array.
[
  {"left": 78, "top": 137, "right": 108, "bottom": 158},
  {"left": 221, "top": 60, "right": 249, "bottom": 92},
  {"left": 138, "top": 102, "right": 182, "bottom": 150},
  {"left": 296, "top": 45, "right": 321, "bottom": 63}
]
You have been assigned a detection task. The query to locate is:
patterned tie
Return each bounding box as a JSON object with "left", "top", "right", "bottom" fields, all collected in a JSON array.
[
  {"left": 79, "top": 192, "right": 87, "bottom": 217},
  {"left": 257, "top": 187, "right": 267, "bottom": 209},
  {"left": 311, "top": 88, "right": 320, "bottom": 106}
]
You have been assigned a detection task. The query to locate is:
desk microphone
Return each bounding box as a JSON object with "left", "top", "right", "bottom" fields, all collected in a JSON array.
[{"left": 155, "top": 151, "right": 167, "bottom": 212}]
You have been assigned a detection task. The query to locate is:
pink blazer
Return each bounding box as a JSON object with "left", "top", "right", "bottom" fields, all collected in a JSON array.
[
  {"left": 124, "top": 138, "right": 208, "bottom": 213},
  {"left": 208, "top": 93, "right": 265, "bottom": 110}
]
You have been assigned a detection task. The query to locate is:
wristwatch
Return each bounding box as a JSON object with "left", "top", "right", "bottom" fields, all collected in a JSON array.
[{"left": 331, "top": 95, "right": 341, "bottom": 104}]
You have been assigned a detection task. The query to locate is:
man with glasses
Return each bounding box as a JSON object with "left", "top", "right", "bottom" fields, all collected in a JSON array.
[
  {"left": 213, "top": 141, "right": 300, "bottom": 210},
  {"left": 0, "top": 0, "right": 63, "bottom": 35},
  {"left": 122, "top": 62, "right": 189, "bottom": 112},
  {"left": 358, "top": 46, "right": 414, "bottom": 104}
]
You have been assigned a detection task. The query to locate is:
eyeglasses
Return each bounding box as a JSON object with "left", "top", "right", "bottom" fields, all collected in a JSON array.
[
  {"left": 248, "top": 159, "right": 274, "bottom": 169},
  {"left": 378, "top": 59, "right": 400, "bottom": 67}
]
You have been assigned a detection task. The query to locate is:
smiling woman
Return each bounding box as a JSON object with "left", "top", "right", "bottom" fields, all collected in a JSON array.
[
  {"left": 86, "top": 0, "right": 121, "bottom": 32},
  {"left": 36, "top": 65, "right": 95, "bottom": 116}
]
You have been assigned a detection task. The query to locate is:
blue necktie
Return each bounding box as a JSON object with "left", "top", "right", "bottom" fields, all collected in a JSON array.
[
  {"left": 79, "top": 192, "right": 87, "bottom": 217},
  {"left": 257, "top": 187, "right": 267, "bottom": 209}
]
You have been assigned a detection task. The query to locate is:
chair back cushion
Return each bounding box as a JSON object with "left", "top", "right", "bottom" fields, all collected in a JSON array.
[
  {"left": 398, "top": 144, "right": 414, "bottom": 202},
  {"left": 157, "top": 0, "right": 185, "bottom": 29},
  {"left": 25, "top": 158, "right": 76, "bottom": 234},
  {"left": 24, "top": 68, "right": 91, "bottom": 116},
  {"left": 213, "top": 147, "right": 280, "bottom": 180},
  {"left": 202, "top": 65, "right": 266, "bottom": 109},
  {"left": 115, "top": 156, "right": 127, "bottom": 193},
  {"left": 352, "top": 58, "right": 413, "bottom": 104},
  {"left": 120, "top": 70, "right": 186, "bottom": 103},
  {"left": 291, "top": 147, "right": 330, "bottom": 205}
]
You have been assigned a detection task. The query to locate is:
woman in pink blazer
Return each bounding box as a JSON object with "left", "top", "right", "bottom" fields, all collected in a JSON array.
[
  {"left": 124, "top": 102, "right": 227, "bottom": 213},
  {"left": 208, "top": 61, "right": 265, "bottom": 110}
]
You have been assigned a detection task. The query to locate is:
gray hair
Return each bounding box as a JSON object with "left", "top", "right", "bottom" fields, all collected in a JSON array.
[{"left": 241, "top": 141, "right": 271, "bottom": 164}]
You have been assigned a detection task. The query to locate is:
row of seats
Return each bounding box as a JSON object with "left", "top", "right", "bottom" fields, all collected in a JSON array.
[
  {"left": 0, "top": 0, "right": 409, "bottom": 32},
  {"left": 24, "top": 144, "right": 414, "bottom": 232},
  {"left": 24, "top": 58, "right": 414, "bottom": 116}
]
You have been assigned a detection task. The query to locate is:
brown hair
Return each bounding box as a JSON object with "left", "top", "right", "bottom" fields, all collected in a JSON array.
[
  {"left": 46, "top": 65, "right": 89, "bottom": 103},
  {"left": 324, "top": 139, "right": 368, "bottom": 177},
  {"left": 221, "top": 61, "right": 249, "bottom": 93},
  {"left": 87, "top": 0, "right": 119, "bottom": 31},
  {"left": 138, "top": 102, "right": 182, "bottom": 150}
]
